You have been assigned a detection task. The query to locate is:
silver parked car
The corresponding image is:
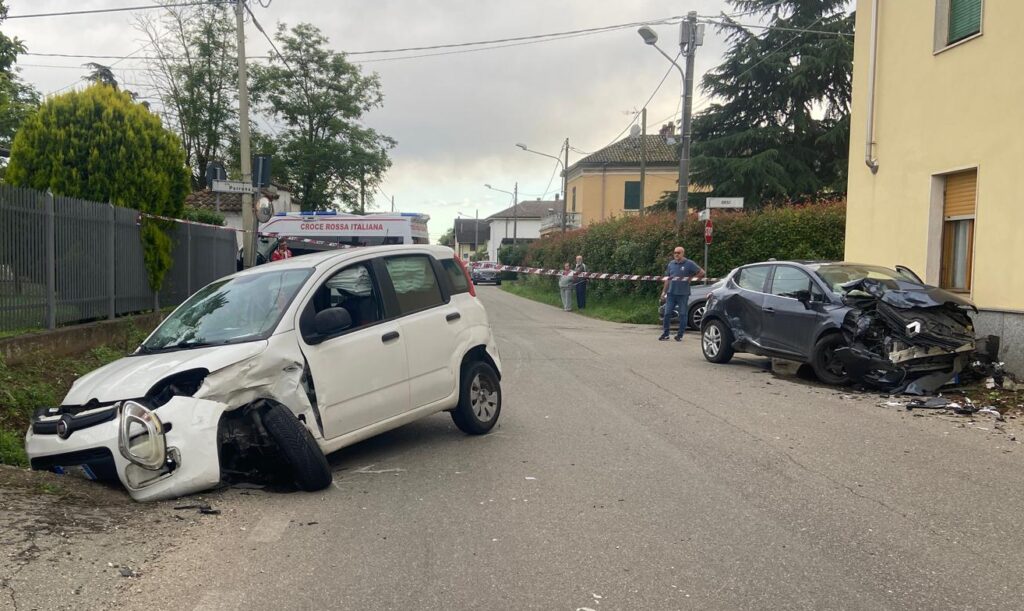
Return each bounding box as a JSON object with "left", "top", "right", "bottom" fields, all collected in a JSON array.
[{"left": 658, "top": 280, "right": 724, "bottom": 329}]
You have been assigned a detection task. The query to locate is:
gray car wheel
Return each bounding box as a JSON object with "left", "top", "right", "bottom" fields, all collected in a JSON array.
[
  {"left": 687, "top": 302, "right": 706, "bottom": 330},
  {"left": 451, "top": 361, "right": 502, "bottom": 435},
  {"left": 701, "top": 320, "right": 735, "bottom": 364}
]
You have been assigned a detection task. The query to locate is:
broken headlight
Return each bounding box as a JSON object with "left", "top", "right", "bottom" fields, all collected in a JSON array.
[{"left": 118, "top": 401, "right": 167, "bottom": 470}]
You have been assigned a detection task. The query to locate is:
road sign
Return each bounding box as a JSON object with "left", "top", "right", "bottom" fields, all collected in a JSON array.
[
  {"left": 697, "top": 208, "right": 711, "bottom": 221},
  {"left": 211, "top": 179, "right": 257, "bottom": 194},
  {"left": 704, "top": 219, "right": 713, "bottom": 245},
  {"left": 706, "top": 197, "right": 744, "bottom": 209}
]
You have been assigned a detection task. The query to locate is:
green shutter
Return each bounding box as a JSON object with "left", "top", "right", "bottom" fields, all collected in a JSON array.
[
  {"left": 624, "top": 181, "right": 641, "bottom": 210},
  {"left": 948, "top": 0, "right": 982, "bottom": 44}
]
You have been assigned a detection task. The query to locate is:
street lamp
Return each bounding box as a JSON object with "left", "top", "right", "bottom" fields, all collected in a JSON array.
[
  {"left": 515, "top": 141, "right": 569, "bottom": 232},
  {"left": 638, "top": 13, "right": 701, "bottom": 231},
  {"left": 484, "top": 182, "right": 518, "bottom": 249}
]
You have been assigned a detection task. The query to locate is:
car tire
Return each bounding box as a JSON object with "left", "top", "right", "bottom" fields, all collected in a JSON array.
[
  {"left": 701, "top": 319, "right": 735, "bottom": 364},
  {"left": 687, "top": 302, "right": 706, "bottom": 330},
  {"left": 810, "top": 333, "right": 851, "bottom": 386},
  {"left": 495, "top": 280, "right": 501, "bottom": 286},
  {"left": 451, "top": 361, "right": 502, "bottom": 435},
  {"left": 261, "top": 403, "right": 332, "bottom": 491}
]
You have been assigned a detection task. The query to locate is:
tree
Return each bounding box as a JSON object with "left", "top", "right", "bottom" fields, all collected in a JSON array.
[
  {"left": 438, "top": 227, "right": 455, "bottom": 247},
  {"left": 0, "top": 0, "right": 40, "bottom": 172},
  {"left": 136, "top": 3, "right": 237, "bottom": 189},
  {"left": 6, "top": 85, "right": 191, "bottom": 291},
  {"left": 688, "top": 0, "right": 854, "bottom": 207},
  {"left": 83, "top": 62, "right": 119, "bottom": 88},
  {"left": 251, "top": 22, "right": 395, "bottom": 211}
]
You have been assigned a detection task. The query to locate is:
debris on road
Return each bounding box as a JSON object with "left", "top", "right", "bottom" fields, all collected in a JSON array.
[{"left": 173, "top": 503, "right": 221, "bottom": 515}]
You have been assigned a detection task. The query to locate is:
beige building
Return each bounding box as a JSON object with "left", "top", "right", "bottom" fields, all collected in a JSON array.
[
  {"left": 543, "top": 134, "right": 679, "bottom": 235},
  {"left": 846, "top": 0, "right": 1024, "bottom": 371}
]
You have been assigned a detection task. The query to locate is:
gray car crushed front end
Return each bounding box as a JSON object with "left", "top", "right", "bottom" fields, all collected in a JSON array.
[{"left": 833, "top": 278, "right": 991, "bottom": 393}]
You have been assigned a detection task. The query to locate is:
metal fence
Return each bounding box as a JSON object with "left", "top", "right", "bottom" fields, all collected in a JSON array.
[{"left": 0, "top": 184, "right": 237, "bottom": 334}]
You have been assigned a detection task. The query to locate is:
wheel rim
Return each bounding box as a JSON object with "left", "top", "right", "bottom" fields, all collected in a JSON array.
[
  {"left": 470, "top": 373, "right": 499, "bottom": 421},
  {"left": 692, "top": 305, "right": 706, "bottom": 327},
  {"left": 703, "top": 325, "right": 721, "bottom": 357},
  {"left": 821, "top": 345, "right": 846, "bottom": 377}
]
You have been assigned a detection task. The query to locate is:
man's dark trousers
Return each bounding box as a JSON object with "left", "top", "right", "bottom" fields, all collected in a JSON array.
[
  {"left": 662, "top": 293, "right": 689, "bottom": 339},
  {"left": 575, "top": 280, "right": 587, "bottom": 309}
]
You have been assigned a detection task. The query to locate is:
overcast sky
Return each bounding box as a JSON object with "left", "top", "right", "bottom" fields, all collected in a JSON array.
[{"left": 7, "top": 0, "right": 755, "bottom": 241}]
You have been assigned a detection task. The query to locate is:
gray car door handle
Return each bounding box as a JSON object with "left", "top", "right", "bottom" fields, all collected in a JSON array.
[
  {"left": 381, "top": 331, "right": 400, "bottom": 343},
  {"left": 763, "top": 307, "right": 775, "bottom": 314},
  {"left": 446, "top": 312, "right": 461, "bottom": 322}
]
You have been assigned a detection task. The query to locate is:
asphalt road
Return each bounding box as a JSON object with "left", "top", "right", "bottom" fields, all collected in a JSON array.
[{"left": 33, "top": 287, "right": 1024, "bottom": 610}]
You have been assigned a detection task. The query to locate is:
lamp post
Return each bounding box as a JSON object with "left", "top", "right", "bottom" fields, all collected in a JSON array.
[
  {"left": 638, "top": 12, "right": 702, "bottom": 231},
  {"left": 484, "top": 182, "right": 518, "bottom": 248},
  {"left": 516, "top": 140, "right": 569, "bottom": 232}
]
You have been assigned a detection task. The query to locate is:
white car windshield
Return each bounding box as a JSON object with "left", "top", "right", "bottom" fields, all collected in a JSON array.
[{"left": 142, "top": 268, "right": 312, "bottom": 352}]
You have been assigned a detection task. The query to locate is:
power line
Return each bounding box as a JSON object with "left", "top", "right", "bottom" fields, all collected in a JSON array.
[
  {"left": 7, "top": 2, "right": 220, "bottom": 19},
  {"left": 597, "top": 52, "right": 679, "bottom": 151},
  {"left": 698, "top": 17, "right": 854, "bottom": 38},
  {"left": 243, "top": 3, "right": 295, "bottom": 72},
  {"left": 24, "top": 13, "right": 685, "bottom": 64}
]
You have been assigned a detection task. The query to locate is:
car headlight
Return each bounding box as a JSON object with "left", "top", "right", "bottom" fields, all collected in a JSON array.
[{"left": 118, "top": 401, "right": 167, "bottom": 470}]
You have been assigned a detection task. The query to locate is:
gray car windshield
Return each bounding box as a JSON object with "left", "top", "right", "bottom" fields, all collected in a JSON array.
[
  {"left": 813, "top": 264, "right": 907, "bottom": 294},
  {"left": 142, "top": 268, "right": 311, "bottom": 352}
]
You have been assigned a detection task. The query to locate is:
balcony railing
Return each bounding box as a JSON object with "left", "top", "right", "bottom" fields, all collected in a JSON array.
[{"left": 540, "top": 211, "right": 581, "bottom": 232}]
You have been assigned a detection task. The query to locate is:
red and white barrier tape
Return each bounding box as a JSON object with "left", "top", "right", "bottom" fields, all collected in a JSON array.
[{"left": 473, "top": 263, "right": 718, "bottom": 284}]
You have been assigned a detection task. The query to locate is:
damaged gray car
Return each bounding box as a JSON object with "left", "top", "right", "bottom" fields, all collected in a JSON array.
[{"left": 700, "top": 261, "right": 984, "bottom": 391}]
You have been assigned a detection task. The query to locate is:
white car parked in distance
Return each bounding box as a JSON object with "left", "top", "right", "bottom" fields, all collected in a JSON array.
[{"left": 25, "top": 245, "right": 502, "bottom": 501}]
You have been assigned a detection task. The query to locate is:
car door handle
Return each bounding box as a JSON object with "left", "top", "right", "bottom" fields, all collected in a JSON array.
[
  {"left": 381, "top": 331, "right": 400, "bottom": 343},
  {"left": 763, "top": 307, "right": 775, "bottom": 314},
  {"left": 445, "top": 312, "right": 461, "bottom": 322}
]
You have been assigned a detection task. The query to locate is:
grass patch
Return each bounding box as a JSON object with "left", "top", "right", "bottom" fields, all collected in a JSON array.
[
  {"left": 0, "top": 321, "right": 154, "bottom": 467},
  {"left": 501, "top": 278, "right": 660, "bottom": 325}
]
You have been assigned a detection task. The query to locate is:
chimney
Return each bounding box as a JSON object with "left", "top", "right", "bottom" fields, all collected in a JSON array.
[{"left": 555, "top": 193, "right": 560, "bottom": 201}]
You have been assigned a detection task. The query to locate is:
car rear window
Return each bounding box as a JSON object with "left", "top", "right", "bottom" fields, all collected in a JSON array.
[
  {"left": 384, "top": 255, "right": 445, "bottom": 314},
  {"left": 440, "top": 259, "right": 470, "bottom": 294}
]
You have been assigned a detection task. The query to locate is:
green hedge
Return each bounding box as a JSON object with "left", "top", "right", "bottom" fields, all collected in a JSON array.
[
  {"left": 523, "top": 200, "right": 846, "bottom": 298},
  {"left": 180, "top": 205, "right": 226, "bottom": 226}
]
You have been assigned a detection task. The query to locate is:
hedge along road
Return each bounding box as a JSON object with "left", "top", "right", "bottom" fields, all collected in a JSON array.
[{"left": 28, "top": 286, "right": 1024, "bottom": 611}]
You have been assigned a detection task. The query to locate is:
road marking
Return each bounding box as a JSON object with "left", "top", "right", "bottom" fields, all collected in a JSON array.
[
  {"left": 194, "top": 590, "right": 243, "bottom": 611},
  {"left": 247, "top": 514, "right": 291, "bottom": 543},
  {"left": 354, "top": 464, "right": 406, "bottom": 474}
]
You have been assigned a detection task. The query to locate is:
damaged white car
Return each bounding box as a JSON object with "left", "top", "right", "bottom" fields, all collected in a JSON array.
[{"left": 25, "top": 245, "right": 502, "bottom": 501}]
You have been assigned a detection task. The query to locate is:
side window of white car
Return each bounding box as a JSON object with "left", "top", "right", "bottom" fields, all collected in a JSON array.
[
  {"left": 313, "top": 262, "right": 383, "bottom": 329},
  {"left": 384, "top": 255, "right": 445, "bottom": 314}
]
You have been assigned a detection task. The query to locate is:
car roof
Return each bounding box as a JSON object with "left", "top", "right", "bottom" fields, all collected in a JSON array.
[{"left": 230, "top": 244, "right": 455, "bottom": 279}]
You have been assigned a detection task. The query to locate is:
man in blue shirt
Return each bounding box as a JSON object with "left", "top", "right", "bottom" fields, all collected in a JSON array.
[{"left": 660, "top": 246, "right": 705, "bottom": 341}]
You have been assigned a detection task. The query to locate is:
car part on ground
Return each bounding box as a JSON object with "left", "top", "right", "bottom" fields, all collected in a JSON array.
[{"left": 26, "top": 245, "right": 503, "bottom": 501}]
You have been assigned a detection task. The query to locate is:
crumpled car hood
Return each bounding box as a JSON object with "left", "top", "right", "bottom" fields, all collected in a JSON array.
[
  {"left": 841, "top": 277, "right": 976, "bottom": 311},
  {"left": 63, "top": 341, "right": 269, "bottom": 405}
]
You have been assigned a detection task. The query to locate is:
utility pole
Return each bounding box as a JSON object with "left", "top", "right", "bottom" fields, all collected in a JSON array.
[
  {"left": 640, "top": 107, "right": 647, "bottom": 216},
  {"left": 359, "top": 172, "right": 365, "bottom": 214},
  {"left": 235, "top": 0, "right": 256, "bottom": 267},
  {"left": 561, "top": 138, "right": 569, "bottom": 232},
  {"left": 474, "top": 209, "right": 479, "bottom": 253},
  {"left": 676, "top": 10, "right": 701, "bottom": 231},
  {"left": 391, "top": 195, "right": 395, "bottom": 212},
  {"left": 512, "top": 181, "right": 518, "bottom": 246}
]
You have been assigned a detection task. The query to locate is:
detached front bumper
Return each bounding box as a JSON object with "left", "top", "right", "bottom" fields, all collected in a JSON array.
[{"left": 26, "top": 397, "right": 228, "bottom": 502}]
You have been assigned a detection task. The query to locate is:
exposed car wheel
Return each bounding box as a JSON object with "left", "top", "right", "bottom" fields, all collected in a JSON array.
[
  {"left": 687, "top": 302, "right": 706, "bottom": 330},
  {"left": 451, "top": 361, "right": 502, "bottom": 435},
  {"left": 261, "top": 403, "right": 332, "bottom": 491},
  {"left": 702, "top": 320, "right": 735, "bottom": 364},
  {"left": 811, "top": 333, "right": 851, "bottom": 386}
]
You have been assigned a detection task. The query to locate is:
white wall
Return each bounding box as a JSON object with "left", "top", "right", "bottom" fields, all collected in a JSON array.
[{"left": 487, "top": 217, "right": 541, "bottom": 262}]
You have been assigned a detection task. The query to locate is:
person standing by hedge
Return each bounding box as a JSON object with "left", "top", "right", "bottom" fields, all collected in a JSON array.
[
  {"left": 660, "top": 246, "right": 704, "bottom": 341},
  {"left": 558, "top": 262, "right": 575, "bottom": 311},
  {"left": 574, "top": 255, "right": 588, "bottom": 310}
]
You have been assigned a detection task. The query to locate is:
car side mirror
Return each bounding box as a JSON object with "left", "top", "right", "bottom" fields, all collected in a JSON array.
[{"left": 314, "top": 307, "right": 352, "bottom": 337}]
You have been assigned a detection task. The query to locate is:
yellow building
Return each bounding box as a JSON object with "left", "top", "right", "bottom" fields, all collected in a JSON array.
[
  {"left": 543, "top": 134, "right": 679, "bottom": 235},
  {"left": 846, "top": 0, "right": 1024, "bottom": 371}
]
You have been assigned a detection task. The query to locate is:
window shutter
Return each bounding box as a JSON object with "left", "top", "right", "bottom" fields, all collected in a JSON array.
[
  {"left": 943, "top": 169, "right": 977, "bottom": 219},
  {"left": 624, "top": 181, "right": 641, "bottom": 210},
  {"left": 948, "top": 0, "right": 982, "bottom": 44}
]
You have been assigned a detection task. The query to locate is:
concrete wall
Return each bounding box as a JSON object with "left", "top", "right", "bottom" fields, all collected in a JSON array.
[
  {"left": 846, "top": 1, "right": 1024, "bottom": 311},
  {"left": 566, "top": 168, "right": 678, "bottom": 226},
  {"left": 0, "top": 312, "right": 163, "bottom": 366},
  {"left": 973, "top": 310, "right": 1024, "bottom": 375}
]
